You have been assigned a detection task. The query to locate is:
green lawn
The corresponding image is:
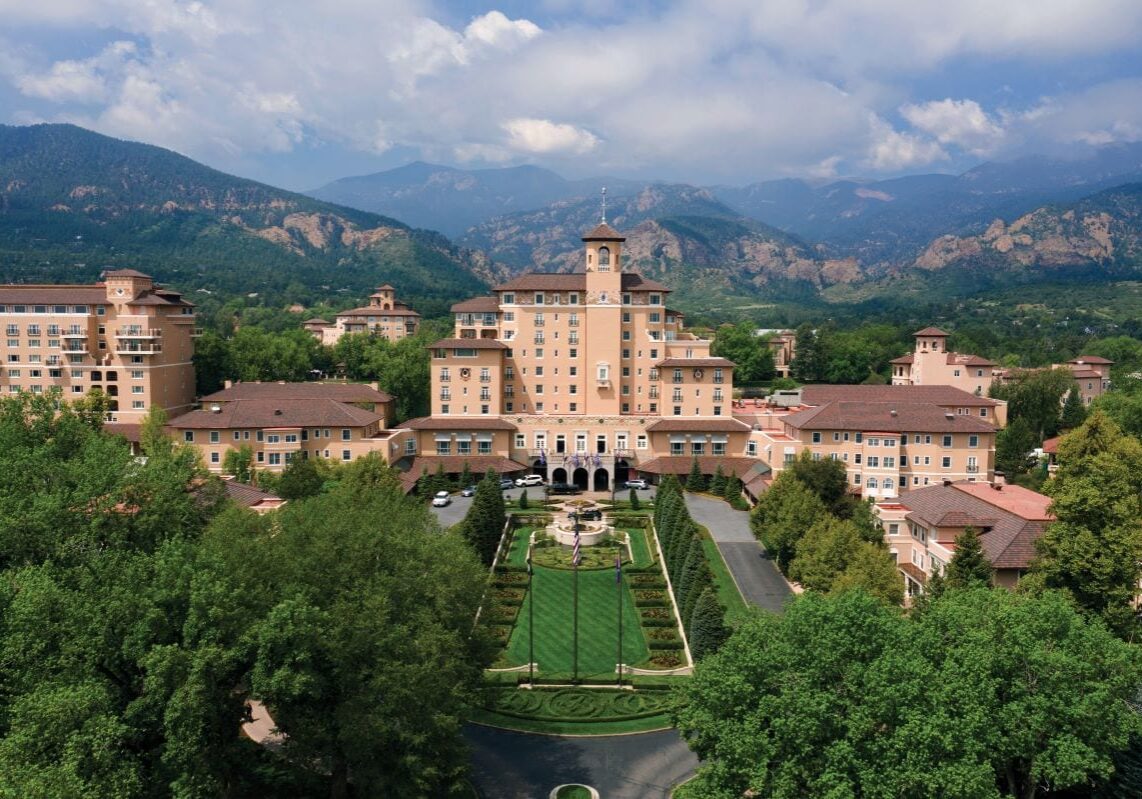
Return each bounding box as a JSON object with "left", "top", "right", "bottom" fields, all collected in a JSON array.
[
  {"left": 505, "top": 565, "right": 649, "bottom": 679},
  {"left": 624, "top": 527, "right": 656, "bottom": 568}
]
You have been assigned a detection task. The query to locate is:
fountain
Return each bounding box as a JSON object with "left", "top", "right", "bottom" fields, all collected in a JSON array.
[{"left": 544, "top": 500, "right": 614, "bottom": 546}]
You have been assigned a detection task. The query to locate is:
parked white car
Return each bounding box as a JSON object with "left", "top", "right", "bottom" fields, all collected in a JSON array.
[
  {"left": 431, "top": 490, "right": 451, "bottom": 507},
  {"left": 515, "top": 474, "right": 545, "bottom": 487},
  {"left": 625, "top": 479, "right": 649, "bottom": 490}
]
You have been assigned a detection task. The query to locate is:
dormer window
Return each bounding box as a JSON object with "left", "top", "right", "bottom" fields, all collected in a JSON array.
[{"left": 598, "top": 246, "right": 611, "bottom": 270}]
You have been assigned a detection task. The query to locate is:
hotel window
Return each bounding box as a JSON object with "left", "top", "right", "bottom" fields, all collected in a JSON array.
[
  {"left": 673, "top": 405, "right": 682, "bottom": 416},
  {"left": 6, "top": 369, "right": 17, "bottom": 378},
  {"left": 341, "top": 429, "right": 351, "bottom": 440},
  {"left": 867, "top": 456, "right": 879, "bottom": 468},
  {"left": 867, "top": 438, "right": 879, "bottom": 447},
  {"left": 637, "top": 434, "right": 648, "bottom": 449},
  {"left": 131, "top": 386, "right": 143, "bottom": 394},
  {"left": 884, "top": 457, "right": 895, "bottom": 468},
  {"left": 267, "top": 434, "right": 280, "bottom": 444},
  {"left": 855, "top": 454, "right": 862, "bottom": 464},
  {"left": 855, "top": 433, "right": 863, "bottom": 443},
  {"left": 692, "top": 442, "right": 705, "bottom": 455},
  {"left": 980, "top": 408, "right": 988, "bottom": 417},
  {"left": 622, "top": 293, "right": 631, "bottom": 305},
  {"left": 405, "top": 439, "right": 416, "bottom": 455},
  {"left": 131, "top": 370, "right": 143, "bottom": 379},
  {"left": 713, "top": 405, "right": 723, "bottom": 416},
  {"left": 478, "top": 440, "right": 492, "bottom": 455},
  {"left": 535, "top": 348, "right": 544, "bottom": 358},
  {"left": 341, "top": 450, "right": 351, "bottom": 461},
  {"left": 866, "top": 477, "right": 878, "bottom": 489},
  {"left": 747, "top": 441, "right": 757, "bottom": 456},
  {"left": 534, "top": 293, "right": 544, "bottom": 304},
  {"left": 233, "top": 431, "right": 241, "bottom": 441},
  {"left": 713, "top": 441, "right": 726, "bottom": 455},
  {"left": 210, "top": 452, "right": 220, "bottom": 464},
  {"left": 515, "top": 434, "right": 526, "bottom": 448},
  {"left": 503, "top": 293, "right": 515, "bottom": 304},
  {"left": 440, "top": 368, "right": 450, "bottom": 382},
  {"left": 457, "top": 440, "right": 471, "bottom": 455},
  {"left": 131, "top": 401, "right": 144, "bottom": 409},
  {"left": 649, "top": 312, "right": 660, "bottom": 323},
  {"left": 671, "top": 442, "right": 684, "bottom": 456},
  {"left": 184, "top": 431, "right": 194, "bottom": 442},
  {"left": 942, "top": 456, "right": 952, "bottom": 468},
  {"left": 812, "top": 432, "right": 821, "bottom": 443},
  {"left": 942, "top": 435, "right": 952, "bottom": 448},
  {"left": 968, "top": 435, "right": 978, "bottom": 448},
  {"left": 833, "top": 432, "right": 841, "bottom": 442}
]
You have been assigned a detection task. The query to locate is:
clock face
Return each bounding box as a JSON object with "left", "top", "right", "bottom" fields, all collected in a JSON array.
[
  {"left": 115, "top": 288, "right": 125, "bottom": 296},
  {"left": 694, "top": 368, "right": 704, "bottom": 380}
]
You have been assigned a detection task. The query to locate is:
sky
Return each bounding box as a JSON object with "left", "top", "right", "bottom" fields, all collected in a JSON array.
[{"left": 1, "top": 0, "right": 1140, "bottom": 191}]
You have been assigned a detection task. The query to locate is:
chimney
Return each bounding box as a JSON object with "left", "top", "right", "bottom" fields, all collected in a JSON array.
[
  {"left": 993, "top": 472, "right": 1006, "bottom": 487},
  {"left": 224, "top": 379, "right": 233, "bottom": 389},
  {"left": 942, "top": 479, "right": 952, "bottom": 487}
]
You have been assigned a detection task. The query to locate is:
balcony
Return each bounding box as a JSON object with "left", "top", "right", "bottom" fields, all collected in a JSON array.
[
  {"left": 62, "top": 329, "right": 87, "bottom": 338},
  {"left": 62, "top": 342, "right": 88, "bottom": 353},
  {"left": 966, "top": 465, "right": 980, "bottom": 474},
  {"left": 115, "top": 342, "right": 162, "bottom": 355},
  {"left": 115, "top": 328, "right": 162, "bottom": 339},
  {"left": 612, "top": 448, "right": 634, "bottom": 459},
  {"left": 480, "top": 375, "right": 492, "bottom": 383}
]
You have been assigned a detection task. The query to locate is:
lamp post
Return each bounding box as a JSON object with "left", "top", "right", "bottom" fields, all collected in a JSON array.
[{"left": 572, "top": 513, "right": 580, "bottom": 685}]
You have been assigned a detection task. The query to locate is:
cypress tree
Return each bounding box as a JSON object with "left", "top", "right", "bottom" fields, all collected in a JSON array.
[
  {"left": 431, "top": 462, "right": 449, "bottom": 496},
  {"left": 722, "top": 475, "right": 742, "bottom": 503},
  {"left": 461, "top": 470, "right": 507, "bottom": 565},
  {"left": 518, "top": 489, "right": 529, "bottom": 510},
  {"left": 688, "top": 588, "right": 729, "bottom": 660},
  {"left": 417, "top": 465, "right": 429, "bottom": 496},
  {"left": 944, "top": 526, "right": 993, "bottom": 589},
  {"left": 686, "top": 458, "right": 707, "bottom": 492},
  {"left": 670, "top": 520, "right": 698, "bottom": 583},
  {"left": 629, "top": 486, "right": 640, "bottom": 510},
  {"left": 459, "top": 461, "right": 473, "bottom": 489},
  {"left": 679, "top": 537, "right": 708, "bottom": 628},
  {"left": 710, "top": 465, "right": 727, "bottom": 496},
  {"left": 1060, "top": 386, "right": 1088, "bottom": 431}
]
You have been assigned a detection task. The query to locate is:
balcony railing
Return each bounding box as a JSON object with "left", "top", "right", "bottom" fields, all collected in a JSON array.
[
  {"left": 115, "top": 343, "right": 162, "bottom": 355},
  {"left": 115, "top": 328, "right": 162, "bottom": 338},
  {"left": 62, "top": 342, "right": 88, "bottom": 353},
  {"left": 966, "top": 465, "right": 980, "bottom": 473}
]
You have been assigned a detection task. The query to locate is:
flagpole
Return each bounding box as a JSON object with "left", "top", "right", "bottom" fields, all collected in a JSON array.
[
  {"left": 572, "top": 515, "right": 580, "bottom": 685},
  {"left": 527, "top": 554, "right": 534, "bottom": 688},
  {"left": 616, "top": 554, "right": 623, "bottom": 688}
]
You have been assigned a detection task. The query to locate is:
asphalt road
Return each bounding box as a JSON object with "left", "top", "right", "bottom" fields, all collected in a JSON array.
[
  {"left": 465, "top": 724, "right": 698, "bottom": 799},
  {"left": 683, "top": 492, "right": 792, "bottom": 614}
]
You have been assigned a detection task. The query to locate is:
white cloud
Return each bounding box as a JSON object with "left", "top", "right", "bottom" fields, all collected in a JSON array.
[
  {"left": 900, "top": 98, "right": 1005, "bottom": 155},
  {"left": 865, "top": 116, "right": 948, "bottom": 171},
  {"left": 503, "top": 118, "right": 599, "bottom": 155},
  {"left": 0, "top": 1, "right": 1140, "bottom": 185}
]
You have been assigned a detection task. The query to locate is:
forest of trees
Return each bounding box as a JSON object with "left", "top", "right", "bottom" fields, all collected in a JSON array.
[{"left": 0, "top": 393, "right": 493, "bottom": 798}]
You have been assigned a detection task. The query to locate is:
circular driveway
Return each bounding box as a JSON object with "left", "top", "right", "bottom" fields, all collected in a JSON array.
[{"left": 464, "top": 724, "right": 697, "bottom": 799}]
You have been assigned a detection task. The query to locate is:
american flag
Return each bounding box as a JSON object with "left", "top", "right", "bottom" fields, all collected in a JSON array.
[
  {"left": 572, "top": 524, "right": 581, "bottom": 566},
  {"left": 615, "top": 554, "right": 622, "bottom": 584}
]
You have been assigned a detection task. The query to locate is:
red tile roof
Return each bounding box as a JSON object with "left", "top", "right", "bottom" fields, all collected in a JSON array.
[
  {"left": 1041, "top": 436, "right": 1061, "bottom": 454},
  {"left": 1069, "top": 355, "right": 1113, "bottom": 364},
  {"left": 897, "top": 481, "right": 1053, "bottom": 569},
  {"left": 201, "top": 382, "right": 393, "bottom": 404},
  {"left": 429, "top": 338, "right": 509, "bottom": 349},
  {"left": 336, "top": 306, "right": 421, "bottom": 317},
  {"left": 801, "top": 384, "right": 999, "bottom": 407},
  {"left": 402, "top": 416, "right": 517, "bottom": 430},
  {"left": 890, "top": 354, "right": 915, "bottom": 364},
  {"left": 646, "top": 418, "right": 752, "bottom": 432},
  {"left": 105, "top": 422, "right": 141, "bottom": 443},
  {"left": 451, "top": 296, "right": 501, "bottom": 313},
  {"left": 492, "top": 272, "right": 671, "bottom": 293},
  {"left": 104, "top": 269, "right": 152, "bottom": 278},
  {"left": 170, "top": 399, "right": 385, "bottom": 429},
  {"left": 224, "top": 480, "right": 284, "bottom": 508},
  {"left": 582, "top": 222, "right": 626, "bottom": 241},
  {"left": 0, "top": 285, "right": 109, "bottom": 304},
  {"left": 949, "top": 353, "right": 996, "bottom": 366},
  {"left": 1070, "top": 369, "right": 1103, "bottom": 378},
  {"left": 914, "top": 326, "right": 950, "bottom": 336},
  {"left": 783, "top": 401, "right": 996, "bottom": 434}
]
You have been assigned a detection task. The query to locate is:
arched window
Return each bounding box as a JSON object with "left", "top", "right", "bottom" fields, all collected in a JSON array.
[
  {"left": 866, "top": 477, "right": 878, "bottom": 489},
  {"left": 882, "top": 477, "right": 894, "bottom": 491},
  {"left": 598, "top": 246, "right": 611, "bottom": 269}
]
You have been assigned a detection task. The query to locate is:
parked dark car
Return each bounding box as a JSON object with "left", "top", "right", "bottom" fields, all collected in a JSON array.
[
  {"left": 549, "top": 482, "right": 582, "bottom": 495},
  {"left": 570, "top": 509, "right": 603, "bottom": 522},
  {"left": 499, "top": 478, "right": 515, "bottom": 490}
]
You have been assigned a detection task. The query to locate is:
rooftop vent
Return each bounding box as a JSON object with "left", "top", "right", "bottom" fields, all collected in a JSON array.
[
  {"left": 210, "top": 404, "right": 221, "bottom": 413},
  {"left": 890, "top": 409, "right": 898, "bottom": 417},
  {"left": 274, "top": 409, "right": 283, "bottom": 415}
]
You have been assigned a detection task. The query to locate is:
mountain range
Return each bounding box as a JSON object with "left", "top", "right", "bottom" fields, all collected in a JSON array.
[
  {"left": 0, "top": 124, "right": 489, "bottom": 318},
  {"left": 3, "top": 123, "right": 1142, "bottom": 323}
]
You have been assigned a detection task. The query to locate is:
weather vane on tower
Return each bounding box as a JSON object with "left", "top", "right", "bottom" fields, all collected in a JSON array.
[{"left": 601, "top": 186, "right": 607, "bottom": 224}]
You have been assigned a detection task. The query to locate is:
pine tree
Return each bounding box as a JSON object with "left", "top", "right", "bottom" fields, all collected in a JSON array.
[
  {"left": 995, "top": 417, "right": 1038, "bottom": 477},
  {"left": 459, "top": 461, "right": 473, "bottom": 489},
  {"left": 710, "top": 465, "right": 727, "bottom": 496},
  {"left": 680, "top": 538, "right": 710, "bottom": 629},
  {"left": 686, "top": 458, "right": 707, "bottom": 492},
  {"left": 1060, "top": 385, "right": 1088, "bottom": 431},
  {"left": 417, "top": 465, "right": 429, "bottom": 496},
  {"left": 629, "top": 487, "right": 640, "bottom": 510},
  {"left": 431, "top": 463, "right": 449, "bottom": 496},
  {"left": 944, "top": 526, "right": 993, "bottom": 588},
  {"left": 688, "top": 588, "right": 729, "bottom": 660},
  {"left": 722, "top": 475, "right": 742, "bottom": 503},
  {"left": 461, "top": 470, "right": 507, "bottom": 565},
  {"left": 518, "top": 489, "right": 529, "bottom": 510}
]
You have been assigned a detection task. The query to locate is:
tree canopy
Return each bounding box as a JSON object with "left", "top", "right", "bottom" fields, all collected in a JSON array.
[{"left": 677, "top": 589, "right": 1142, "bottom": 799}]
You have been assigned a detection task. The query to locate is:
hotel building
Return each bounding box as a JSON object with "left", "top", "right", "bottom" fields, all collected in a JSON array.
[
  {"left": 876, "top": 480, "right": 1054, "bottom": 597},
  {"left": 892, "top": 326, "right": 1112, "bottom": 405},
  {"left": 167, "top": 381, "right": 405, "bottom": 472},
  {"left": 0, "top": 269, "right": 197, "bottom": 424},
  {"left": 736, "top": 385, "right": 1004, "bottom": 501},
  {"left": 402, "top": 221, "right": 748, "bottom": 491},
  {"left": 303, "top": 284, "right": 421, "bottom": 345}
]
